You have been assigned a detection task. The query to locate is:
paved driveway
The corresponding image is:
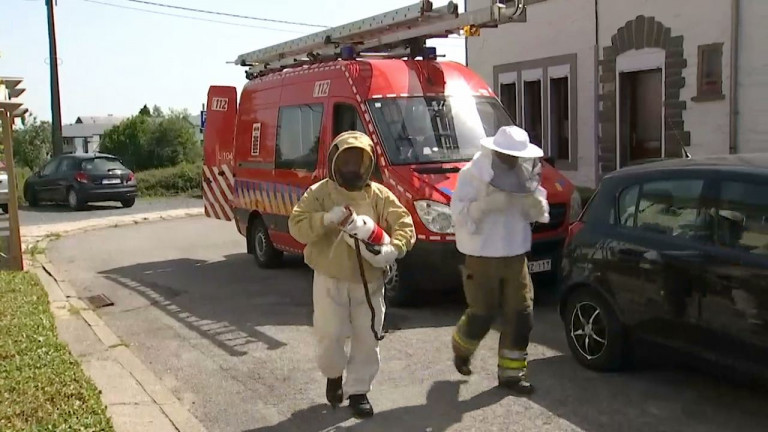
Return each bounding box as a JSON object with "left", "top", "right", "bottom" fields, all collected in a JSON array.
[{"left": 47, "top": 217, "right": 768, "bottom": 431}]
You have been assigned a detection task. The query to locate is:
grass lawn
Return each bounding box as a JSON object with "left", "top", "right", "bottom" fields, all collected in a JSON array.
[{"left": 0, "top": 271, "right": 114, "bottom": 432}]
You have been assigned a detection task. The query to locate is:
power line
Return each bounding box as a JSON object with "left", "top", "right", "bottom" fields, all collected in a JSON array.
[
  {"left": 82, "top": 0, "right": 308, "bottom": 33},
  {"left": 120, "top": 0, "right": 328, "bottom": 29}
]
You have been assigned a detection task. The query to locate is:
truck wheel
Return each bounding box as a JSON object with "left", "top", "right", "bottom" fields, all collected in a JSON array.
[
  {"left": 563, "top": 287, "right": 629, "bottom": 372},
  {"left": 384, "top": 262, "right": 418, "bottom": 307},
  {"left": 250, "top": 217, "right": 283, "bottom": 269}
]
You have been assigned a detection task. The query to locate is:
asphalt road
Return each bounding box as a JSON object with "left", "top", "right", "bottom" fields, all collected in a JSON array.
[
  {"left": 19, "top": 197, "right": 202, "bottom": 227},
  {"left": 48, "top": 217, "right": 768, "bottom": 432}
]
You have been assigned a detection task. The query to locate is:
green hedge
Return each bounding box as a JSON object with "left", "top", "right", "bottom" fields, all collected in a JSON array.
[
  {"left": 136, "top": 162, "right": 202, "bottom": 198},
  {"left": 0, "top": 271, "right": 114, "bottom": 431}
]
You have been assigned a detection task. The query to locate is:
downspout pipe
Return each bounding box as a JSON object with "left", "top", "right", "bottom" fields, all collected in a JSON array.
[
  {"left": 593, "top": 0, "right": 600, "bottom": 185},
  {"left": 729, "top": 0, "right": 740, "bottom": 154}
]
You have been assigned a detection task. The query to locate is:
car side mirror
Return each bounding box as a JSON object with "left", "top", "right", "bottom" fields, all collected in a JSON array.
[
  {"left": 34, "top": 170, "right": 41, "bottom": 177},
  {"left": 543, "top": 156, "right": 555, "bottom": 167}
]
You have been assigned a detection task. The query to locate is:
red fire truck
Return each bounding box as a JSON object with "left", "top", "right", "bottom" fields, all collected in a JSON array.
[{"left": 202, "top": 0, "right": 582, "bottom": 306}]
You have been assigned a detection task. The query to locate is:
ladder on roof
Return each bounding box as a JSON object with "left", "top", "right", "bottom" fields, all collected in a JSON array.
[{"left": 235, "top": 0, "right": 527, "bottom": 79}]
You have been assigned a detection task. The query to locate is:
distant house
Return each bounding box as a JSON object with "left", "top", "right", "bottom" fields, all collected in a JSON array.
[{"left": 62, "top": 114, "right": 127, "bottom": 154}]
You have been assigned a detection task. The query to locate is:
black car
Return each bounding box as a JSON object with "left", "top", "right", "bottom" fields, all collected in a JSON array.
[
  {"left": 24, "top": 153, "right": 138, "bottom": 211},
  {"left": 559, "top": 154, "right": 768, "bottom": 380}
]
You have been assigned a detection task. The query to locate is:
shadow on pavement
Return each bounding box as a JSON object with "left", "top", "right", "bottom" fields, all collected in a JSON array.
[
  {"left": 244, "top": 380, "right": 507, "bottom": 432},
  {"left": 98, "top": 253, "right": 472, "bottom": 358},
  {"left": 527, "top": 354, "right": 768, "bottom": 432}
]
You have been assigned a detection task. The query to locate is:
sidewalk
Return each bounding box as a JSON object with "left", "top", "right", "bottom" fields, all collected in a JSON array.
[{"left": 23, "top": 208, "right": 208, "bottom": 432}]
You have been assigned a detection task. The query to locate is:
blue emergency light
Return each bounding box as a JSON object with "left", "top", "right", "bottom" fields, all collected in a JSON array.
[{"left": 341, "top": 45, "right": 356, "bottom": 60}]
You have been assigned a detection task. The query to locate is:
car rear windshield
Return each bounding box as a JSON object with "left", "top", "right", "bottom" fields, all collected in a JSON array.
[{"left": 81, "top": 157, "right": 126, "bottom": 173}]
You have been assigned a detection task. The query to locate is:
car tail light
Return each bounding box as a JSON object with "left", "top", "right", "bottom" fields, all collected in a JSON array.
[
  {"left": 564, "top": 221, "right": 585, "bottom": 249},
  {"left": 74, "top": 172, "right": 89, "bottom": 183},
  {"left": 127, "top": 172, "right": 135, "bottom": 182}
]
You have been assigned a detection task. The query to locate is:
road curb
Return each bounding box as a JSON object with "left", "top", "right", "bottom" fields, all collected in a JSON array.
[{"left": 26, "top": 209, "right": 208, "bottom": 432}]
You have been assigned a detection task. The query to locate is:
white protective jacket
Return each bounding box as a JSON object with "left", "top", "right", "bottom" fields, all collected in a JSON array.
[{"left": 450, "top": 149, "right": 549, "bottom": 258}]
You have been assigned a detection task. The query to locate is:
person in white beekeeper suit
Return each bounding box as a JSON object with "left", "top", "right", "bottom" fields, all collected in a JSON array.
[
  {"left": 449, "top": 125, "right": 549, "bottom": 395},
  {"left": 288, "top": 131, "right": 416, "bottom": 418}
]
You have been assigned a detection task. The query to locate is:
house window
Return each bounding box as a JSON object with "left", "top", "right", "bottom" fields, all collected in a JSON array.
[
  {"left": 493, "top": 53, "right": 578, "bottom": 170},
  {"left": 499, "top": 82, "right": 517, "bottom": 123},
  {"left": 275, "top": 104, "right": 324, "bottom": 171},
  {"left": 549, "top": 76, "right": 570, "bottom": 161},
  {"left": 523, "top": 79, "right": 543, "bottom": 148},
  {"left": 694, "top": 43, "right": 725, "bottom": 101}
]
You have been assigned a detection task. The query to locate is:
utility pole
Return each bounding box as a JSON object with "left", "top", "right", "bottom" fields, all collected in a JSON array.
[
  {"left": 45, "top": 0, "right": 64, "bottom": 156},
  {"left": 0, "top": 76, "right": 28, "bottom": 271}
]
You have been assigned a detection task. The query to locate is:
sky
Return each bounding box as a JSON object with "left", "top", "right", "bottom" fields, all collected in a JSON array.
[{"left": 1, "top": 0, "right": 466, "bottom": 124}]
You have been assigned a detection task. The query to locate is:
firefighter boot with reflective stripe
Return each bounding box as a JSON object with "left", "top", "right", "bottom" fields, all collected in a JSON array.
[
  {"left": 498, "top": 374, "right": 534, "bottom": 395},
  {"left": 498, "top": 353, "right": 534, "bottom": 395},
  {"left": 453, "top": 354, "right": 472, "bottom": 376},
  {"left": 348, "top": 394, "right": 374, "bottom": 418},
  {"left": 326, "top": 377, "right": 343, "bottom": 408}
]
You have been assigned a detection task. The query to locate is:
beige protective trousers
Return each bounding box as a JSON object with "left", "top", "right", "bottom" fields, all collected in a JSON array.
[
  {"left": 452, "top": 254, "right": 535, "bottom": 381},
  {"left": 313, "top": 271, "right": 385, "bottom": 397}
]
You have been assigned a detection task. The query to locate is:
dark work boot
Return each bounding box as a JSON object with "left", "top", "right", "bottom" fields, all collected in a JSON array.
[
  {"left": 498, "top": 376, "right": 535, "bottom": 395},
  {"left": 348, "top": 394, "right": 374, "bottom": 418},
  {"left": 453, "top": 354, "right": 472, "bottom": 376},
  {"left": 325, "top": 377, "right": 343, "bottom": 408}
]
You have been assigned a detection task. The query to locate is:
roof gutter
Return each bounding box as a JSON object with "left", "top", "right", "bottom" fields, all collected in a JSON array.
[{"left": 729, "top": 0, "right": 740, "bottom": 154}]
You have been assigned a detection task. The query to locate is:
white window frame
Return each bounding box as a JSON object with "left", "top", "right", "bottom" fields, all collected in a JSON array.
[
  {"left": 615, "top": 48, "right": 666, "bottom": 168},
  {"left": 546, "top": 64, "right": 572, "bottom": 161}
]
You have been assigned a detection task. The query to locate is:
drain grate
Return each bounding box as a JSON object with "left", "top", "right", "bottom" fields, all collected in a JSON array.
[{"left": 84, "top": 294, "right": 114, "bottom": 309}]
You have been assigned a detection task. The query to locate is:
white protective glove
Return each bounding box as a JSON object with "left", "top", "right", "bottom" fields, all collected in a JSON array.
[
  {"left": 323, "top": 206, "right": 351, "bottom": 226},
  {"left": 354, "top": 241, "right": 400, "bottom": 268},
  {"left": 524, "top": 193, "right": 550, "bottom": 223}
]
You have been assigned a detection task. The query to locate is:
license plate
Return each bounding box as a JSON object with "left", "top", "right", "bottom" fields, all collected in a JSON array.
[
  {"left": 528, "top": 259, "right": 552, "bottom": 273},
  {"left": 102, "top": 178, "right": 121, "bottom": 185}
]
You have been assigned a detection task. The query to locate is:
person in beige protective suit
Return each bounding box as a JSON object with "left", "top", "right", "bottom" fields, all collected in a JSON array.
[
  {"left": 449, "top": 125, "right": 549, "bottom": 395},
  {"left": 288, "top": 131, "right": 415, "bottom": 418}
]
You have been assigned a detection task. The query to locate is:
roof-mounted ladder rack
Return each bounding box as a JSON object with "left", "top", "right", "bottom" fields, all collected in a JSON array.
[{"left": 235, "top": 0, "right": 527, "bottom": 79}]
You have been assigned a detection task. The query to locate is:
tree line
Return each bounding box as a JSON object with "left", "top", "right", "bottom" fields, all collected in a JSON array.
[{"left": 8, "top": 104, "right": 202, "bottom": 172}]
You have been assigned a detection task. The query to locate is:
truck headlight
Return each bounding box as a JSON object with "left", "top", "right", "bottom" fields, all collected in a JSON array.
[
  {"left": 569, "top": 189, "right": 583, "bottom": 223},
  {"left": 414, "top": 200, "right": 454, "bottom": 234}
]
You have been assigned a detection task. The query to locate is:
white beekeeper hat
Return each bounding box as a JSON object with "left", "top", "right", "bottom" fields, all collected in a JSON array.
[{"left": 480, "top": 125, "right": 544, "bottom": 158}]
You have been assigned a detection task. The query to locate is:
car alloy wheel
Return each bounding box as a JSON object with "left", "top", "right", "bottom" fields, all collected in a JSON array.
[
  {"left": 569, "top": 301, "right": 608, "bottom": 360},
  {"left": 383, "top": 262, "right": 400, "bottom": 303}
]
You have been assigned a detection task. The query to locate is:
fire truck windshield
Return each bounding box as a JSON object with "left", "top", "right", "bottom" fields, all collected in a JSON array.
[{"left": 367, "top": 96, "right": 515, "bottom": 165}]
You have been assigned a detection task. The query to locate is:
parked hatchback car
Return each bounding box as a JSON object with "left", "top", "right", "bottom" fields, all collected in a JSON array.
[
  {"left": 559, "top": 154, "right": 768, "bottom": 380},
  {"left": 0, "top": 167, "right": 8, "bottom": 214},
  {"left": 24, "top": 153, "right": 138, "bottom": 211}
]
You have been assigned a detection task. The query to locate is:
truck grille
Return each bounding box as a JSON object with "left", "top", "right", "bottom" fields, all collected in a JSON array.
[{"left": 532, "top": 203, "right": 567, "bottom": 233}]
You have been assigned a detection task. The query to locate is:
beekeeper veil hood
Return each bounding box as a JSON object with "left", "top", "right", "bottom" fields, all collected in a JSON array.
[
  {"left": 328, "top": 131, "right": 375, "bottom": 191},
  {"left": 480, "top": 126, "right": 544, "bottom": 194}
]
